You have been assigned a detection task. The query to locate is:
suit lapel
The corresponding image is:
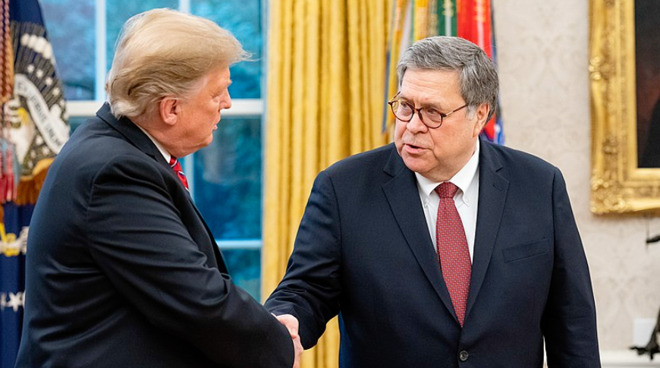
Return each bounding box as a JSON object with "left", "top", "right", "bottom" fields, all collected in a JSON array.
[
  {"left": 381, "top": 147, "right": 457, "bottom": 320},
  {"left": 465, "top": 140, "right": 509, "bottom": 318}
]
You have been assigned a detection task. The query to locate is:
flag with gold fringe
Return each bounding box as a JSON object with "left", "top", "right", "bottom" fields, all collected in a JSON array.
[
  {"left": 0, "top": 0, "right": 69, "bottom": 366},
  {"left": 384, "top": 0, "right": 503, "bottom": 144}
]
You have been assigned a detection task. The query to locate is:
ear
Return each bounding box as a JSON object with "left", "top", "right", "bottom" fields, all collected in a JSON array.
[
  {"left": 159, "top": 97, "right": 179, "bottom": 126},
  {"left": 472, "top": 103, "right": 491, "bottom": 137}
]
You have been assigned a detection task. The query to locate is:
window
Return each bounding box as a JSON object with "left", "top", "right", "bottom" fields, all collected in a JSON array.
[{"left": 40, "top": 0, "right": 264, "bottom": 299}]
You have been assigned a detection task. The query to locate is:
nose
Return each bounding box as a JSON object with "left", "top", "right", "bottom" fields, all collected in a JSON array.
[
  {"left": 406, "top": 111, "right": 428, "bottom": 133},
  {"left": 220, "top": 91, "right": 232, "bottom": 111}
]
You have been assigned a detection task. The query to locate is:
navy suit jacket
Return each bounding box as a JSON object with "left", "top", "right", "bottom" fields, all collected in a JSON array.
[
  {"left": 266, "top": 141, "right": 600, "bottom": 367},
  {"left": 16, "top": 104, "right": 293, "bottom": 367}
]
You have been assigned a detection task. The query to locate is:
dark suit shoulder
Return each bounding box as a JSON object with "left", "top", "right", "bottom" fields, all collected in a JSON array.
[
  {"left": 42, "top": 113, "right": 175, "bottom": 215},
  {"left": 60, "top": 112, "right": 162, "bottom": 171},
  {"left": 481, "top": 139, "right": 560, "bottom": 176},
  {"left": 323, "top": 143, "right": 397, "bottom": 178}
]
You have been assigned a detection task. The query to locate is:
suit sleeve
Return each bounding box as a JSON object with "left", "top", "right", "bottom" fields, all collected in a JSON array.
[
  {"left": 542, "top": 167, "right": 600, "bottom": 367},
  {"left": 87, "top": 155, "right": 293, "bottom": 367},
  {"left": 265, "top": 170, "right": 343, "bottom": 348}
]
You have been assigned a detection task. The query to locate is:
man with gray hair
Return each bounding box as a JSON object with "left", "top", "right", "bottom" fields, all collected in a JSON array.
[
  {"left": 266, "top": 36, "right": 600, "bottom": 367},
  {"left": 16, "top": 9, "right": 298, "bottom": 367}
]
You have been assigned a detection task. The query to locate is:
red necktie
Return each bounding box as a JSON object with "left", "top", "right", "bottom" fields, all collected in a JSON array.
[
  {"left": 435, "top": 182, "right": 471, "bottom": 326},
  {"left": 169, "top": 156, "right": 189, "bottom": 190}
]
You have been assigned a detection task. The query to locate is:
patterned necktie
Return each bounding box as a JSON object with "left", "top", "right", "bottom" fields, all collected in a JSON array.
[
  {"left": 169, "top": 156, "right": 189, "bottom": 190},
  {"left": 435, "top": 182, "right": 471, "bottom": 326}
]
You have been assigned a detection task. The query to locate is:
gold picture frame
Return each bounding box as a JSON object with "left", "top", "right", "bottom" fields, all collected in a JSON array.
[{"left": 590, "top": 0, "right": 660, "bottom": 214}]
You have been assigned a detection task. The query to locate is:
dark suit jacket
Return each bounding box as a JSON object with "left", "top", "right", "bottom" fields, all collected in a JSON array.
[
  {"left": 15, "top": 104, "right": 293, "bottom": 368},
  {"left": 266, "top": 140, "right": 600, "bottom": 368}
]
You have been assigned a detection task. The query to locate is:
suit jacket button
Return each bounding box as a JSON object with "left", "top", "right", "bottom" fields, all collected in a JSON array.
[{"left": 459, "top": 350, "right": 469, "bottom": 362}]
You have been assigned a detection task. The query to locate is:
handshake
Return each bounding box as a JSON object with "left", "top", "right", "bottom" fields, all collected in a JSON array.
[{"left": 274, "top": 314, "right": 304, "bottom": 368}]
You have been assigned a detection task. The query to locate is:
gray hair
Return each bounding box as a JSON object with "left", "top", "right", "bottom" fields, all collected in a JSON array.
[
  {"left": 106, "top": 8, "right": 248, "bottom": 118},
  {"left": 396, "top": 36, "right": 498, "bottom": 121}
]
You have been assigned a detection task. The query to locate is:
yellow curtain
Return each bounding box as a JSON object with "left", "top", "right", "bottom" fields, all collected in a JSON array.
[{"left": 262, "top": 1, "right": 391, "bottom": 367}]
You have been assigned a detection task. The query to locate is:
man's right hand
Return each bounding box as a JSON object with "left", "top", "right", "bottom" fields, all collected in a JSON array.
[{"left": 274, "top": 314, "right": 303, "bottom": 368}]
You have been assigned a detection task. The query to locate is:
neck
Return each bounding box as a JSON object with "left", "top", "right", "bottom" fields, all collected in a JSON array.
[{"left": 423, "top": 140, "right": 479, "bottom": 182}]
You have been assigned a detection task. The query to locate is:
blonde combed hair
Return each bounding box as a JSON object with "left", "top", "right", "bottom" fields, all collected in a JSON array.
[{"left": 106, "top": 8, "right": 247, "bottom": 118}]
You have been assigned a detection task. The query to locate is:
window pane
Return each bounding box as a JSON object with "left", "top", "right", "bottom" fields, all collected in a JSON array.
[
  {"left": 193, "top": 117, "right": 261, "bottom": 240},
  {"left": 40, "top": 0, "right": 95, "bottom": 100},
  {"left": 191, "top": 0, "right": 262, "bottom": 98},
  {"left": 106, "top": 0, "right": 179, "bottom": 71},
  {"left": 221, "top": 248, "right": 261, "bottom": 300}
]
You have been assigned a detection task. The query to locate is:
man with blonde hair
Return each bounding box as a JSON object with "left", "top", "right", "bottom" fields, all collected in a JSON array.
[{"left": 16, "top": 9, "right": 298, "bottom": 367}]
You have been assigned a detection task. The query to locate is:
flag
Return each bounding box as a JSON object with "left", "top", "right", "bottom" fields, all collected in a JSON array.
[
  {"left": 456, "top": 0, "right": 502, "bottom": 144},
  {"left": 383, "top": 0, "right": 412, "bottom": 132},
  {"left": 0, "top": 203, "right": 31, "bottom": 368},
  {"left": 0, "top": 0, "right": 69, "bottom": 366},
  {"left": 384, "top": 0, "right": 503, "bottom": 144}
]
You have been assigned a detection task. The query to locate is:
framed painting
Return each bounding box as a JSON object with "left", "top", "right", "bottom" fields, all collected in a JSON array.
[{"left": 590, "top": 0, "right": 660, "bottom": 214}]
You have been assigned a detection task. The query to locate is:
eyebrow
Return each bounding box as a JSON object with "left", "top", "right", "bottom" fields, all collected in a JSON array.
[{"left": 398, "top": 95, "right": 443, "bottom": 109}]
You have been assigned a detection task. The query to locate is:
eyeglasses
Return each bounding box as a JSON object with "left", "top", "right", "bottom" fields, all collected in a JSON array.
[{"left": 387, "top": 93, "right": 468, "bottom": 129}]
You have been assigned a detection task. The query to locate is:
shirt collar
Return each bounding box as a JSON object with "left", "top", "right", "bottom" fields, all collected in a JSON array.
[
  {"left": 415, "top": 140, "right": 480, "bottom": 203},
  {"left": 135, "top": 124, "right": 171, "bottom": 163}
]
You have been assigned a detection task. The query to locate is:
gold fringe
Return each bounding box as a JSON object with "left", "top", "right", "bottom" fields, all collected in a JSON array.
[{"left": 15, "top": 157, "right": 54, "bottom": 205}]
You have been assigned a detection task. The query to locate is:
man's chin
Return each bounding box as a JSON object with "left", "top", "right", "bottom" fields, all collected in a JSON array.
[{"left": 401, "top": 155, "right": 430, "bottom": 174}]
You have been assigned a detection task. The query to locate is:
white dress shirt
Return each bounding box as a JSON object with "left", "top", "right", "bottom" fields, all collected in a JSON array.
[{"left": 415, "top": 141, "right": 480, "bottom": 262}]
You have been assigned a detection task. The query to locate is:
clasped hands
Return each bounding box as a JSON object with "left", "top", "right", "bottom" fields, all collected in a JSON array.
[{"left": 274, "top": 314, "right": 303, "bottom": 368}]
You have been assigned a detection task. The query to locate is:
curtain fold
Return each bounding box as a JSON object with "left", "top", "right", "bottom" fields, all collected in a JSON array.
[{"left": 262, "top": 1, "right": 391, "bottom": 367}]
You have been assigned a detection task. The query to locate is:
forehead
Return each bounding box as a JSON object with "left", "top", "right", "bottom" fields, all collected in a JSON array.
[
  {"left": 399, "top": 69, "right": 461, "bottom": 101},
  {"left": 208, "top": 66, "right": 231, "bottom": 87}
]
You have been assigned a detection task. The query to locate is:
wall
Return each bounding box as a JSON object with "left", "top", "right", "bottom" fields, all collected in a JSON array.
[{"left": 493, "top": 0, "right": 660, "bottom": 349}]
